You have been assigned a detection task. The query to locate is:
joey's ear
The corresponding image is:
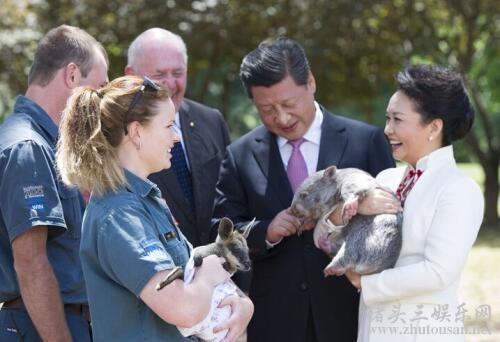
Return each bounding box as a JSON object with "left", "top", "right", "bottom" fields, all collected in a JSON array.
[
  {"left": 218, "top": 217, "right": 234, "bottom": 240},
  {"left": 241, "top": 218, "right": 256, "bottom": 239},
  {"left": 324, "top": 165, "right": 337, "bottom": 177}
]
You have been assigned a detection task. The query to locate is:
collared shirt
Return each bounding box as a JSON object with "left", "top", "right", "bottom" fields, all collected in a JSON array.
[
  {"left": 276, "top": 101, "right": 323, "bottom": 176},
  {"left": 407, "top": 146, "right": 435, "bottom": 174},
  {"left": 266, "top": 102, "right": 323, "bottom": 248},
  {"left": 0, "top": 96, "right": 86, "bottom": 303},
  {"left": 174, "top": 111, "right": 191, "bottom": 171},
  {"left": 396, "top": 145, "right": 450, "bottom": 199},
  {"left": 81, "top": 169, "right": 191, "bottom": 342}
]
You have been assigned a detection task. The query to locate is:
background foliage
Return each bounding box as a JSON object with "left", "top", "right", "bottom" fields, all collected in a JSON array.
[{"left": 1, "top": 0, "right": 499, "bottom": 225}]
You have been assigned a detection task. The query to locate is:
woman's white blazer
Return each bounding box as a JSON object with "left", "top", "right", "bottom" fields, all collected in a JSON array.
[{"left": 357, "top": 146, "right": 484, "bottom": 342}]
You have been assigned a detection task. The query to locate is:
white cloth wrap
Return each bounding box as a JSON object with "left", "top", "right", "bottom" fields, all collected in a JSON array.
[{"left": 178, "top": 257, "right": 237, "bottom": 342}]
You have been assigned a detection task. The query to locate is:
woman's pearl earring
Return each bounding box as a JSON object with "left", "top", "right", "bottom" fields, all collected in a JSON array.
[{"left": 428, "top": 136, "right": 433, "bottom": 142}]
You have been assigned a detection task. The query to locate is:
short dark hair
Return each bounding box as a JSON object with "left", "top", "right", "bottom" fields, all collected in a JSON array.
[
  {"left": 239, "top": 37, "right": 310, "bottom": 98},
  {"left": 396, "top": 64, "right": 474, "bottom": 146},
  {"left": 28, "top": 25, "right": 108, "bottom": 86}
]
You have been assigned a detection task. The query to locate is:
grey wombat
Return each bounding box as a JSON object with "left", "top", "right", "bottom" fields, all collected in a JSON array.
[
  {"left": 156, "top": 217, "right": 253, "bottom": 290},
  {"left": 291, "top": 166, "right": 402, "bottom": 276}
]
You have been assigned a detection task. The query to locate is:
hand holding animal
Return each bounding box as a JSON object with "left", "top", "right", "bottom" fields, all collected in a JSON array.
[
  {"left": 291, "top": 166, "right": 403, "bottom": 277},
  {"left": 156, "top": 217, "right": 253, "bottom": 342}
]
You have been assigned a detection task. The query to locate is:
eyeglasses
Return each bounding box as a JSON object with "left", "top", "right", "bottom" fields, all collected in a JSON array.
[{"left": 123, "top": 76, "right": 161, "bottom": 134}]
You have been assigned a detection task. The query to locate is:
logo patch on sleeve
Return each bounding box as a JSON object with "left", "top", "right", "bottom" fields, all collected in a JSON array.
[
  {"left": 140, "top": 240, "right": 169, "bottom": 263},
  {"left": 23, "top": 185, "right": 45, "bottom": 214}
]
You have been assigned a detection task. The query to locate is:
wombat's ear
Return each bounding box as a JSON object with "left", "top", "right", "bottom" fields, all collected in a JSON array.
[
  {"left": 324, "top": 165, "right": 337, "bottom": 177},
  {"left": 218, "top": 217, "right": 234, "bottom": 240},
  {"left": 241, "top": 218, "right": 256, "bottom": 239}
]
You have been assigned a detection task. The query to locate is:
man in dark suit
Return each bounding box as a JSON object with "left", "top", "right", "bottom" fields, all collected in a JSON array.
[
  {"left": 125, "top": 28, "right": 230, "bottom": 247},
  {"left": 212, "top": 38, "right": 395, "bottom": 342}
]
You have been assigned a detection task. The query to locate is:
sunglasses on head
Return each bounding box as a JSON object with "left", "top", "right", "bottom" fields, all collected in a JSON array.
[{"left": 123, "top": 76, "right": 161, "bottom": 134}]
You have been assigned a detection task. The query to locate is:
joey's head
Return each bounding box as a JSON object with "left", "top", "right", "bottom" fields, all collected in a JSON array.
[
  {"left": 215, "top": 217, "right": 253, "bottom": 273},
  {"left": 291, "top": 165, "right": 340, "bottom": 228}
]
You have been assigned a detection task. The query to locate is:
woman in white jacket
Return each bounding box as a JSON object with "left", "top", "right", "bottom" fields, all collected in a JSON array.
[{"left": 331, "top": 64, "right": 484, "bottom": 341}]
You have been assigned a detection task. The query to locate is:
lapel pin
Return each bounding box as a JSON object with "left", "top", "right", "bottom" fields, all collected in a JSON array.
[{"left": 189, "top": 121, "right": 194, "bottom": 127}]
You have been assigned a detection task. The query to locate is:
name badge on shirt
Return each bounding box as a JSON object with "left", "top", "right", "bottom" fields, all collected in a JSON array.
[{"left": 164, "top": 231, "right": 177, "bottom": 240}]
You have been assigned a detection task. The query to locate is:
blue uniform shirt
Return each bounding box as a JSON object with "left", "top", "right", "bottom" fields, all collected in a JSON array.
[
  {"left": 81, "top": 169, "right": 193, "bottom": 342},
  {"left": 0, "top": 96, "right": 87, "bottom": 303}
]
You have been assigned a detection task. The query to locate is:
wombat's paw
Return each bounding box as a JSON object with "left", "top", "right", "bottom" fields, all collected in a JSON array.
[
  {"left": 323, "top": 265, "right": 346, "bottom": 277},
  {"left": 342, "top": 200, "right": 358, "bottom": 225}
]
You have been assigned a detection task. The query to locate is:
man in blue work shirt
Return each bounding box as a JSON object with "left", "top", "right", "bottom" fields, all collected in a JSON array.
[{"left": 0, "top": 25, "right": 108, "bottom": 341}]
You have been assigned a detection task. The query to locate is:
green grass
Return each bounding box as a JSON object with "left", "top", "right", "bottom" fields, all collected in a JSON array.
[
  {"left": 461, "top": 228, "right": 500, "bottom": 341},
  {"left": 396, "top": 163, "right": 499, "bottom": 341},
  {"left": 454, "top": 164, "right": 499, "bottom": 340}
]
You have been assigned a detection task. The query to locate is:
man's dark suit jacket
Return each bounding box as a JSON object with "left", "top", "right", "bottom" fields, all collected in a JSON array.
[
  {"left": 149, "top": 98, "right": 230, "bottom": 247},
  {"left": 213, "top": 107, "right": 395, "bottom": 342}
]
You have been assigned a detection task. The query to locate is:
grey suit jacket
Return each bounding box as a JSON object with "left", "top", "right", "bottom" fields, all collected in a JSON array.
[{"left": 149, "top": 98, "right": 230, "bottom": 247}]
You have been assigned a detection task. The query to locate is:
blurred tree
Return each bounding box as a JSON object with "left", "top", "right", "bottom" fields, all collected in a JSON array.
[
  {"left": 0, "top": 0, "right": 498, "bottom": 224},
  {"left": 376, "top": 0, "right": 500, "bottom": 225},
  {"left": 0, "top": 1, "right": 41, "bottom": 122}
]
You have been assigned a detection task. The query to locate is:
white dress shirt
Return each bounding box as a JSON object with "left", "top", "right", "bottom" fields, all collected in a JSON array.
[
  {"left": 173, "top": 111, "right": 191, "bottom": 171},
  {"left": 276, "top": 101, "right": 323, "bottom": 176},
  {"left": 265, "top": 102, "right": 323, "bottom": 248}
]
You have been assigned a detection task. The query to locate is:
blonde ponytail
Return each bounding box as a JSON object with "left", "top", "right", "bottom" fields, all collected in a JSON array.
[
  {"left": 57, "top": 87, "right": 125, "bottom": 195},
  {"left": 57, "top": 75, "right": 169, "bottom": 195}
]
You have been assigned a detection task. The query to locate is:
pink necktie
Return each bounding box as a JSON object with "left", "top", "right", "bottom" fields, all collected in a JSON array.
[{"left": 287, "top": 138, "right": 308, "bottom": 193}]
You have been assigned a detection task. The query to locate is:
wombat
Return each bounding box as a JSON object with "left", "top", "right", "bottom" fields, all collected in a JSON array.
[
  {"left": 291, "top": 165, "right": 402, "bottom": 276},
  {"left": 156, "top": 217, "right": 253, "bottom": 290}
]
